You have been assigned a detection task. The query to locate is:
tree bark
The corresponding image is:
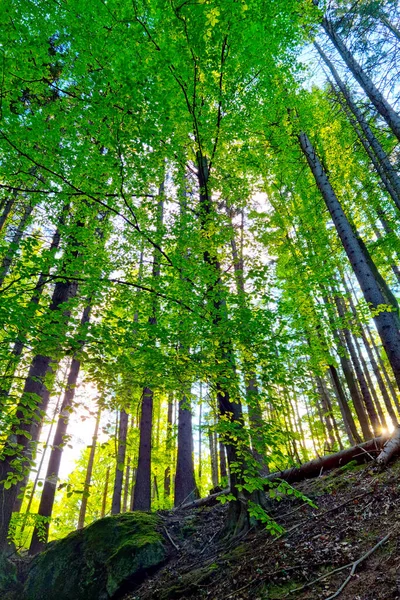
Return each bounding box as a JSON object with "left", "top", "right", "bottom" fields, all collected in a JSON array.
[
  {"left": 315, "top": 41, "right": 400, "bottom": 211},
  {"left": 299, "top": 132, "right": 400, "bottom": 396},
  {"left": 174, "top": 395, "right": 198, "bottom": 507},
  {"left": 133, "top": 387, "right": 153, "bottom": 511},
  {"left": 321, "top": 18, "right": 400, "bottom": 141},
  {"left": 0, "top": 195, "right": 15, "bottom": 234},
  {"left": 0, "top": 201, "right": 34, "bottom": 287},
  {"left": 111, "top": 408, "right": 129, "bottom": 515},
  {"left": 77, "top": 406, "right": 101, "bottom": 530}
]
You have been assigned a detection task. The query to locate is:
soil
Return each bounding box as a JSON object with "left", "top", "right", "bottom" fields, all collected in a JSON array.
[{"left": 123, "top": 459, "right": 400, "bottom": 600}]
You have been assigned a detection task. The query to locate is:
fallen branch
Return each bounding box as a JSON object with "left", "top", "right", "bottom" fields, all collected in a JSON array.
[
  {"left": 325, "top": 533, "right": 391, "bottom": 599},
  {"left": 182, "top": 434, "right": 393, "bottom": 510},
  {"left": 287, "top": 533, "right": 391, "bottom": 598},
  {"left": 163, "top": 526, "right": 180, "bottom": 551}
]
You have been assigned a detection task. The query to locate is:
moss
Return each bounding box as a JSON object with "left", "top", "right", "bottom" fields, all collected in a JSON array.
[
  {"left": 24, "top": 512, "right": 166, "bottom": 600},
  {"left": 159, "top": 563, "right": 219, "bottom": 599},
  {"left": 264, "top": 580, "right": 302, "bottom": 599},
  {"left": 0, "top": 552, "right": 21, "bottom": 600}
]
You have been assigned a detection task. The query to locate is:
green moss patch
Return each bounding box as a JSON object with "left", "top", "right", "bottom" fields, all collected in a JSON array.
[{"left": 24, "top": 512, "right": 166, "bottom": 600}]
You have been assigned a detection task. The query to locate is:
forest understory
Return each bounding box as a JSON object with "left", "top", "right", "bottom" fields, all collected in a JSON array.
[
  {"left": 4, "top": 456, "right": 400, "bottom": 600},
  {"left": 122, "top": 459, "right": 400, "bottom": 600}
]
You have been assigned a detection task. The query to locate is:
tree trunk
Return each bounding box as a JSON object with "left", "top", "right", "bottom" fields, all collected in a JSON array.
[
  {"left": 101, "top": 467, "right": 110, "bottom": 518},
  {"left": 321, "top": 18, "right": 400, "bottom": 141},
  {"left": 299, "top": 132, "right": 400, "bottom": 396},
  {"left": 77, "top": 406, "right": 101, "bottom": 530},
  {"left": 0, "top": 201, "right": 34, "bottom": 287},
  {"left": 329, "top": 365, "right": 360, "bottom": 444},
  {"left": 0, "top": 277, "right": 79, "bottom": 550},
  {"left": 163, "top": 393, "right": 173, "bottom": 500},
  {"left": 133, "top": 387, "right": 153, "bottom": 511},
  {"left": 174, "top": 395, "right": 198, "bottom": 507},
  {"left": 0, "top": 195, "right": 15, "bottom": 233},
  {"left": 111, "top": 408, "right": 129, "bottom": 514},
  {"left": 315, "top": 41, "right": 400, "bottom": 211},
  {"left": 376, "top": 425, "right": 400, "bottom": 465}
]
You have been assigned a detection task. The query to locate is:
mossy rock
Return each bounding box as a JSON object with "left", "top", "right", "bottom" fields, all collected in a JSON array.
[
  {"left": 0, "top": 552, "right": 20, "bottom": 600},
  {"left": 24, "top": 512, "right": 166, "bottom": 600}
]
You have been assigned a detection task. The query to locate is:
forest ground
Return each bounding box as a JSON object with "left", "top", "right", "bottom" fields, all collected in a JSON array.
[{"left": 124, "top": 460, "right": 400, "bottom": 600}]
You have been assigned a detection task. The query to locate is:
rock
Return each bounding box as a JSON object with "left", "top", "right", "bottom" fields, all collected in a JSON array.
[
  {"left": 24, "top": 512, "right": 166, "bottom": 600},
  {"left": 0, "top": 551, "right": 19, "bottom": 600}
]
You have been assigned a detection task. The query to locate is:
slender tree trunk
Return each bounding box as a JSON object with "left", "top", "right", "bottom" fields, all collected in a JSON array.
[
  {"left": 0, "top": 202, "right": 34, "bottom": 287},
  {"left": 329, "top": 365, "right": 359, "bottom": 444},
  {"left": 174, "top": 395, "right": 198, "bottom": 506},
  {"left": 334, "top": 295, "right": 380, "bottom": 435},
  {"left": 198, "top": 384, "right": 202, "bottom": 484},
  {"left": 219, "top": 441, "right": 228, "bottom": 481},
  {"left": 111, "top": 408, "right": 129, "bottom": 515},
  {"left": 299, "top": 132, "right": 400, "bottom": 396},
  {"left": 366, "top": 322, "right": 400, "bottom": 415},
  {"left": 0, "top": 278, "right": 79, "bottom": 549},
  {"left": 345, "top": 277, "right": 398, "bottom": 426},
  {"left": 122, "top": 457, "right": 131, "bottom": 513},
  {"left": 77, "top": 406, "right": 101, "bottom": 530},
  {"left": 132, "top": 188, "right": 164, "bottom": 512},
  {"left": 379, "top": 14, "right": 400, "bottom": 42},
  {"left": 209, "top": 425, "right": 219, "bottom": 489},
  {"left": 320, "top": 18, "right": 400, "bottom": 140},
  {"left": 163, "top": 393, "right": 173, "bottom": 500},
  {"left": 101, "top": 467, "right": 110, "bottom": 518},
  {"left": 0, "top": 195, "right": 15, "bottom": 234},
  {"left": 197, "top": 154, "right": 259, "bottom": 534},
  {"left": 315, "top": 41, "right": 400, "bottom": 210}
]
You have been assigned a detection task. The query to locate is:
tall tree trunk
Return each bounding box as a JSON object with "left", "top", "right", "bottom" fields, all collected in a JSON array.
[
  {"left": 174, "top": 395, "right": 198, "bottom": 506},
  {"left": 122, "top": 457, "right": 131, "bottom": 513},
  {"left": 0, "top": 201, "right": 34, "bottom": 287},
  {"left": 197, "top": 154, "right": 260, "bottom": 535},
  {"left": 77, "top": 406, "right": 101, "bottom": 530},
  {"left": 334, "top": 294, "right": 380, "bottom": 435},
  {"left": 132, "top": 387, "right": 153, "bottom": 511},
  {"left": 0, "top": 277, "right": 79, "bottom": 550},
  {"left": 0, "top": 195, "right": 15, "bottom": 234},
  {"left": 299, "top": 132, "right": 400, "bottom": 395},
  {"left": 320, "top": 18, "right": 400, "bottom": 141},
  {"left": 163, "top": 393, "right": 173, "bottom": 500},
  {"left": 111, "top": 408, "right": 129, "bottom": 515},
  {"left": 101, "top": 467, "right": 110, "bottom": 518},
  {"left": 314, "top": 41, "right": 400, "bottom": 210},
  {"left": 219, "top": 441, "right": 228, "bottom": 481},
  {"left": 329, "top": 365, "right": 359, "bottom": 444},
  {"left": 366, "top": 322, "right": 400, "bottom": 415},
  {"left": 209, "top": 424, "right": 219, "bottom": 489},
  {"left": 132, "top": 189, "right": 164, "bottom": 512}
]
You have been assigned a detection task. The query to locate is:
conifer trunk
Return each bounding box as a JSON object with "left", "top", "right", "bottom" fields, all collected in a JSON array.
[
  {"left": 299, "top": 132, "right": 400, "bottom": 397},
  {"left": 0, "top": 201, "right": 33, "bottom": 287},
  {"left": 320, "top": 19, "right": 400, "bottom": 141}
]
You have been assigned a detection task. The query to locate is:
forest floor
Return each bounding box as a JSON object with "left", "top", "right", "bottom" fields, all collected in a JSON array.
[{"left": 124, "top": 459, "right": 400, "bottom": 600}]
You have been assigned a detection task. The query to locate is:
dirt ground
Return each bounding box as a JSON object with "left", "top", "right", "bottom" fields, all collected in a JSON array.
[{"left": 123, "top": 459, "right": 400, "bottom": 600}]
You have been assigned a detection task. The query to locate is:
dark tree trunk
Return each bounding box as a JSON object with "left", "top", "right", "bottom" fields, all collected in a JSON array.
[
  {"left": 132, "top": 189, "right": 164, "bottom": 512},
  {"left": 133, "top": 387, "right": 153, "bottom": 511},
  {"left": 329, "top": 365, "right": 360, "bottom": 444},
  {"left": 77, "top": 406, "right": 101, "bottom": 530},
  {"left": 299, "top": 132, "right": 400, "bottom": 394},
  {"left": 0, "top": 202, "right": 34, "bottom": 287},
  {"left": 334, "top": 295, "right": 380, "bottom": 435},
  {"left": 0, "top": 277, "right": 79, "bottom": 550},
  {"left": 0, "top": 195, "right": 15, "bottom": 233},
  {"left": 122, "top": 457, "right": 131, "bottom": 513},
  {"left": 111, "top": 408, "right": 129, "bottom": 515},
  {"left": 321, "top": 18, "right": 400, "bottom": 141},
  {"left": 174, "top": 395, "right": 198, "bottom": 507},
  {"left": 366, "top": 322, "right": 400, "bottom": 415},
  {"left": 197, "top": 154, "right": 261, "bottom": 535}
]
